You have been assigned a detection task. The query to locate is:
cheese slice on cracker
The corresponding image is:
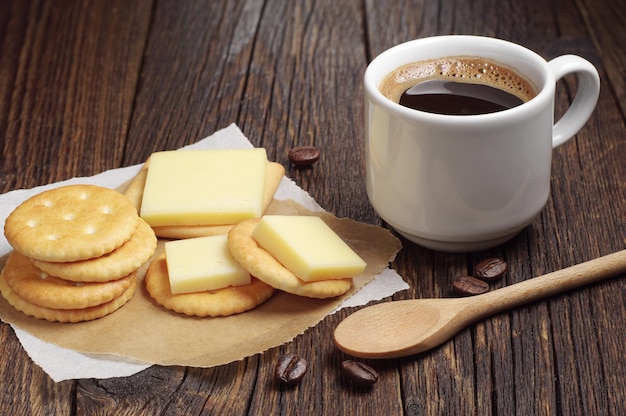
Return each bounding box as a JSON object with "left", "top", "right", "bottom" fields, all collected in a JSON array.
[
  {"left": 140, "top": 148, "right": 268, "bottom": 227},
  {"left": 164, "top": 235, "right": 251, "bottom": 294}
]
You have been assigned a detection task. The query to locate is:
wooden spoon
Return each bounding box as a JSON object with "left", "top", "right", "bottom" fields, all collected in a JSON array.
[{"left": 334, "top": 249, "right": 626, "bottom": 359}]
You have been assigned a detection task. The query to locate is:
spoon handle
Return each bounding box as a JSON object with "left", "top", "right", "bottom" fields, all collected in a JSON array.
[{"left": 469, "top": 249, "right": 626, "bottom": 317}]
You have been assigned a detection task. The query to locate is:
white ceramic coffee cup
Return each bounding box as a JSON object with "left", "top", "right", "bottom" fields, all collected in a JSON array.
[{"left": 364, "top": 35, "right": 600, "bottom": 252}]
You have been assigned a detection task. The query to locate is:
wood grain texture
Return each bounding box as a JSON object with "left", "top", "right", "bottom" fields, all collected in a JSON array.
[
  {"left": 0, "top": 0, "right": 624, "bottom": 414},
  {"left": 0, "top": 0, "right": 152, "bottom": 191}
]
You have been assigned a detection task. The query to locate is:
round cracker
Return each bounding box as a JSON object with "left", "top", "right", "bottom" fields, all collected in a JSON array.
[
  {"left": 31, "top": 218, "right": 156, "bottom": 282},
  {"left": 0, "top": 268, "right": 136, "bottom": 323},
  {"left": 152, "top": 223, "right": 234, "bottom": 239},
  {"left": 145, "top": 253, "right": 274, "bottom": 317},
  {"left": 3, "top": 250, "right": 136, "bottom": 310},
  {"left": 227, "top": 219, "right": 352, "bottom": 298},
  {"left": 4, "top": 184, "right": 140, "bottom": 262}
]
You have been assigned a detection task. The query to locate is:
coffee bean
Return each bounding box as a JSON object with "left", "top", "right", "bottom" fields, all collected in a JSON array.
[
  {"left": 341, "top": 360, "right": 378, "bottom": 386},
  {"left": 451, "top": 275, "right": 489, "bottom": 296},
  {"left": 474, "top": 258, "right": 507, "bottom": 282},
  {"left": 274, "top": 353, "right": 307, "bottom": 386},
  {"left": 288, "top": 146, "right": 320, "bottom": 167}
]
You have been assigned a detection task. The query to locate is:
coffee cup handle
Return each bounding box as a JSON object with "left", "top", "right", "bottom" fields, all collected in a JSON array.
[{"left": 548, "top": 55, "right": 600, "bottom": 148}]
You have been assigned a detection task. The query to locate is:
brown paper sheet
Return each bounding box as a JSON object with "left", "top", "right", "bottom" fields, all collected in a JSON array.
[{"left": 0, "top": 199, "right": 402, "bottom": 368}]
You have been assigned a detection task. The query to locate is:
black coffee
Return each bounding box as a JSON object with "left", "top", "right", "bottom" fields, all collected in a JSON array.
[
  {"left": 399, "top": 80, "right": 524, "bottom": 115},
  {"left": 380, "top": 57, "right": 536, "bottom": 115}
]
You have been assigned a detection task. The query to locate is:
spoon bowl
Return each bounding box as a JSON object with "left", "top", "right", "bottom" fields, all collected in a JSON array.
[{"left": 335, "top": 250, "right": 626, "bottom": 359}]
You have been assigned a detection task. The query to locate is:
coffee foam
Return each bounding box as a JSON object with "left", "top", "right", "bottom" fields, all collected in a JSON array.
[{"left": 379, "top": 57, "right": 537, "bottom": 103}]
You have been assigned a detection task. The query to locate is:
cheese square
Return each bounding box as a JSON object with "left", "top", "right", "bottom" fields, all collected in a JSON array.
[
  {"left": 252, "top": 215, "right": 367, "bottom": 282},
  {"left": 140, "top": 148, "right": 268, "bottom": 227},
  {"left": 165, "top": 235, "right": 251, "bottom": 294}
]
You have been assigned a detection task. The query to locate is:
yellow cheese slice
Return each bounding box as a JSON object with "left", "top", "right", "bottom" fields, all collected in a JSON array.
[
  {"left": 164, "top": 235, "right": 251, "bottom": 294},
  {"left": 251, "top": 215, "right": 367, "bottom": 282},
  {"left": 140, "top": 148, "right": 268, "bottom": 227}
]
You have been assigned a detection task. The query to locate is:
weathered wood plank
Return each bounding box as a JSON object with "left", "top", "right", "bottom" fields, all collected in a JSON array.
[
  {"left": 238, "top": 0, "right": 372, "bottom": 220},
  {"left": 577, "top": 0, "right": 626, "bottom": 116},
  {"left": 0, "top": 325, "right": 74, "bottom": 415},
  {"left": 122, "top": 0, "right": 265, "bottom": 163},
  {"left": 0, "top": 0, "right": 152, "bottom": 191}
]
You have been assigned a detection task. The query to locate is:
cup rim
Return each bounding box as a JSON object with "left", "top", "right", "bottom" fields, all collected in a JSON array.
[{"left": 364, "top": 35, "right": 554, "bottom": 122}]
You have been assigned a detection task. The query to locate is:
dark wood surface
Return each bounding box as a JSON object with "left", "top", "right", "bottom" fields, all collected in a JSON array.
[{"left": 1, "top": 0, "right": 625, "bottom": 414}]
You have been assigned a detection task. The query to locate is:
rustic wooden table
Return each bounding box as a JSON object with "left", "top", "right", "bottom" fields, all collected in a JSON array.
[{"left": 1, "top": 0, "right": 624, "bottom": 414}]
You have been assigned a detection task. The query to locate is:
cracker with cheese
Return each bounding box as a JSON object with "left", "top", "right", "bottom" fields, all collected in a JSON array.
[
  {"left": 228, "top": 218, "right": 358, "bottom": 299},
  {"left": 164, "top": 235, "right": 251, "bottom": 294},
  {"left": 252, "top": 215, "right": 367, "bottom": 282},
  {"left": 144, "top": 253, "right": 274, "bottom": 317},
  {"left": 124, "top": 148, "right": 285, "bottom": 239}
]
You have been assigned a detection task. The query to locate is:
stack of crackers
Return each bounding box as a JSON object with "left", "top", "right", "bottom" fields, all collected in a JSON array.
[{"left": 0, "top": 184, "right": 156, "bottom": 322}]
